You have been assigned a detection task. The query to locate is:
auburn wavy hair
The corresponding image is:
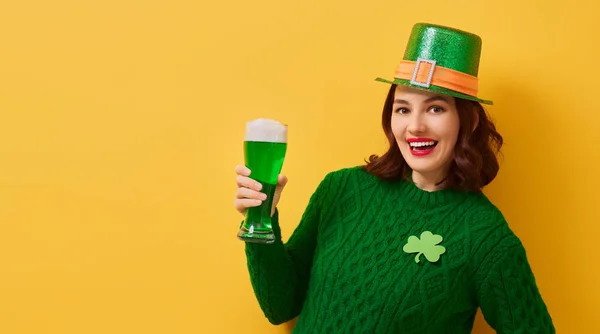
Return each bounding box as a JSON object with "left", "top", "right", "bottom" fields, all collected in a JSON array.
[{"left": 362, "top": 84, "right": 504, "bottom": 192}]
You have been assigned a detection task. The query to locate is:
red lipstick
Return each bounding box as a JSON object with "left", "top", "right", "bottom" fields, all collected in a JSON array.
[{"left": 407, "top": 138, "right": 438, "bottom": 156}]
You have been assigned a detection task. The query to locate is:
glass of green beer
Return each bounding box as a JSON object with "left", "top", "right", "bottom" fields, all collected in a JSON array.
[{"left": 237, "top": 118, "right": 287, "bottom": 244}]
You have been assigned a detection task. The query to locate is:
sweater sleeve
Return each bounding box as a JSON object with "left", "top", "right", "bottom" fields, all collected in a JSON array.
[
  {"left": 243, "top": 171, "right": 334, "bottom": 325},
  {"left": 475, "top": 235, "right": 556, "bottom": 333}
]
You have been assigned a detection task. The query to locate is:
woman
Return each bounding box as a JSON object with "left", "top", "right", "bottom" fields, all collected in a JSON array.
[{"left": 233, "top": 23, "right": 555, "bottom": 333}]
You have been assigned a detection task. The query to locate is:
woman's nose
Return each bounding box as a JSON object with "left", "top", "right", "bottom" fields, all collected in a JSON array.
[{"left": 407, "top": 115, "right": 426, "bottom": 134}]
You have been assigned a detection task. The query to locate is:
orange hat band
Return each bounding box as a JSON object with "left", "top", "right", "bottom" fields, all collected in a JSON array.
[{"left": 394, "top": 59, "right": 479, "bottom": 97}]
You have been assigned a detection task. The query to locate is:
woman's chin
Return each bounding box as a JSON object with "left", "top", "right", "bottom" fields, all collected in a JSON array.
[{"left": 403, "top": 157, "right": 447, "bottom": 177}]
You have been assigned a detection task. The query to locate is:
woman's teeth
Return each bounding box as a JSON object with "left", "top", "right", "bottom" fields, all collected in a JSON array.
[{"left": 409, "top": 141, "right": 437, "bottom": 150}]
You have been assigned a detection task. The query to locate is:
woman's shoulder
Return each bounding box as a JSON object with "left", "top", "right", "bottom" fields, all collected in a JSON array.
[
  {"left": 310, "top": 165, "right": 383, "bottom": 200},
  {"left": 460, "top": 196, "right": 526, "bottom": 269},
  {"left": 319, "top": 165, "right": 379, "bottom": 184},
  {"left": 460, "top": 194, "right": 516, "bottom": 241}
]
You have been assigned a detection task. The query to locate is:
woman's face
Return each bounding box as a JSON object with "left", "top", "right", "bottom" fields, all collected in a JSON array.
[{"left": 391, "top": 85, "right": 460, "bottom": 181}]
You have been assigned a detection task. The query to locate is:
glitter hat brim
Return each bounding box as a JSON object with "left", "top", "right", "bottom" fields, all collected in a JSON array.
[{"left": 375, "top": 77, "right": 494, "bottom": 105}]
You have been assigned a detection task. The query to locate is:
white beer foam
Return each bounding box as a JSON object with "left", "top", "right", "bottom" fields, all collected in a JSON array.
[{"left": 244, "top": 118, "right": 287, "bottom": 143}]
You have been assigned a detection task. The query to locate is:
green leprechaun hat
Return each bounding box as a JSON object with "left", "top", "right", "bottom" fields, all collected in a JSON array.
[{"left": 376, "top": 23, "right": 493, "bottom": 105}]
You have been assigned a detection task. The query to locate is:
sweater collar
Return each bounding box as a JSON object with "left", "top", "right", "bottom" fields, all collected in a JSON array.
[{"left": 398, "top": 179, "right": 470, "bottom": 207}]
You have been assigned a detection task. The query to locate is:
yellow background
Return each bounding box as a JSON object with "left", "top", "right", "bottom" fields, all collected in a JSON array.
[{"left": 0, "top": 0, "right": 598, "bottom": 333}]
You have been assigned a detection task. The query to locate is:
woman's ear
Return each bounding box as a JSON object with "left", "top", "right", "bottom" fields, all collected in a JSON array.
[{"left": 472, "top": 109, "right": 480, "bottom": 133}]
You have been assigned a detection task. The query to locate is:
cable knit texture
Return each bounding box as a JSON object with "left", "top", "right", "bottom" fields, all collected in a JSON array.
[{"left": 244, "top": 166, "right": 555, "bottom": 333}]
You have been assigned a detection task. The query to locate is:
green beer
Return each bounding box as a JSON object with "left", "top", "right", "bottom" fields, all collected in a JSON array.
[{"left": 237, "top": 118, "right": 287, "bottom": 244}]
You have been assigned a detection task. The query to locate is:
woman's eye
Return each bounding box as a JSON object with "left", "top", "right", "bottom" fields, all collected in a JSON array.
[
  {"left": 395, "top": 107, "right": 409, "bottom": 114},
  {"left": 429, "top": 106, "right": 444, "bottom": 113}
]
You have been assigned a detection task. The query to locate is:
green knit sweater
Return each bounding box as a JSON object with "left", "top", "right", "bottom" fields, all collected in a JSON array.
[{"left": 244, "top": 166, "right": 555, "bottom": 333}]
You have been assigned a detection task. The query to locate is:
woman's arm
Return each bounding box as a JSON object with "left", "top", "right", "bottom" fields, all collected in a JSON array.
[
  {"left": 475, "top": 233, "right": 555, "bottom": 333},
  {"left": 243, "top": 171, "right": 335, "bottom": 324}
]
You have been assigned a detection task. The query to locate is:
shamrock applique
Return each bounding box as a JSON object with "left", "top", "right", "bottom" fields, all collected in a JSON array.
[{"left": 402, "top": 231, "right": 445, "bottom": 263}]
